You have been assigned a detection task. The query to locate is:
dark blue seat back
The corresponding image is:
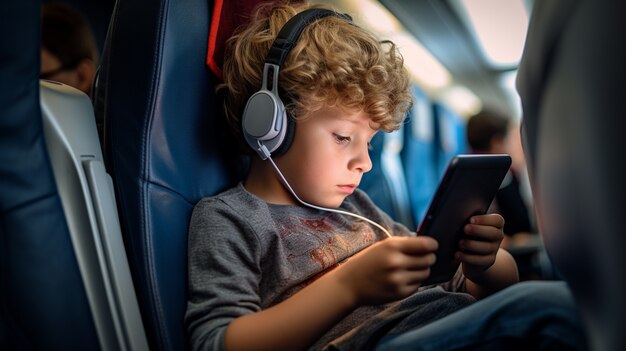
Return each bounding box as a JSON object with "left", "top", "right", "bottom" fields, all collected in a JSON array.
[
  {"left": 0, "top": 2, "right": 99, "bottom": 350},
  {"left": 401, "top": 86, "right": 439, "bottom": 225},
  {"left": 361, "top": 127, "right": 414, "bottom": 229},
  {"left": 360, "top": 132, "right": 397, "bottom": 218},
  {"left": 432, "top": 103, "right": 468, "bottom": 177},
  {"left": 380, "top": 128, "right": 415, "bottom": 229},
  {"left": 94, "top": 0, "right": 246, "bottom": 349}
]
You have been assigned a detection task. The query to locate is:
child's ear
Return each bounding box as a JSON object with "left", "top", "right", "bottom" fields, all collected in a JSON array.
[{"left": 75, "top": 58, "right": 95, "bottom": 94}]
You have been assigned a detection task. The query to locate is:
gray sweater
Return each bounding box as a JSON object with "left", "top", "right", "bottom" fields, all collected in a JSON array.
[{"left": 186, "top": 183, "right": 474, "bottom": 351}]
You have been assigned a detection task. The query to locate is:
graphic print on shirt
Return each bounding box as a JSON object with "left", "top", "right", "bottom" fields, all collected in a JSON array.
[{"left": 277, "top": 213, "right": 377, "bottom": 275}]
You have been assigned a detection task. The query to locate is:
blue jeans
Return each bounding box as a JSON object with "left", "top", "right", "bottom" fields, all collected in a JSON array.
[{"left": 375, "top": 281, "right": 587, "bottom": 350}]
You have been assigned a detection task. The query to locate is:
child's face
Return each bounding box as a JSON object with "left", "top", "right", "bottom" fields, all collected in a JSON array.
[{"left": 277, "top": 106, "right": 378, "bottom": 208}]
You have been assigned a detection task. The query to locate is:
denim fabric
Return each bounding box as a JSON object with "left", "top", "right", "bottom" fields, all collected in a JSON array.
[{"left": 375, "top": 281, "right": 588, "bottom": 351}]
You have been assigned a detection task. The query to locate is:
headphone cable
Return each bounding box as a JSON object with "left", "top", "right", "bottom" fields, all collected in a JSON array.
[{"left": 267, "top": 155, "right": 392, "bottom": 238}]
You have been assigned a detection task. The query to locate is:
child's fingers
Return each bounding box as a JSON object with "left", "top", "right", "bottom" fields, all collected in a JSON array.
[
  {"left": 469, "top": 214, "right": 505, "bottom": 229},
  {"left": 459, "top": 239, "right": 500, "bottom": 255},
  {"left": 456, "top": 251, "right": 496, "bottom": 267},
  {"left": 403, "top": 253, "right": 437, "bottom": 270},
  {"left": 393, "top": 236, "right": 439, "bottom": 255},
  {"left": 464, "top": 224, "right": 503, "bottom": 242},
  {"left": 403, "top": 268, "right": 433, "bottom": 285}
]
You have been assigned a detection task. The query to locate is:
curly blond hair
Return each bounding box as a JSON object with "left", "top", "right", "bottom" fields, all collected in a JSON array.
[{"left": 219, "top": 1, "right": 413, "bottom": 146}]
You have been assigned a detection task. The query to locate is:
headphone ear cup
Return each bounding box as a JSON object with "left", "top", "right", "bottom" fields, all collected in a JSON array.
[
  {"left": 271, "top": 113, "right": 295, "bottom": 157},
  {"left": 241, "top": 90, "right": 288, "bottom": 158},
  {"left": 243, "top": 9, "right": 350, "bottom": 159}
]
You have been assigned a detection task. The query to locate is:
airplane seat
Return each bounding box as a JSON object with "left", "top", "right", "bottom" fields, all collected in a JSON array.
[
  {"left": 360, "top": 132, "right": 398, "bottom": 220},
  {"left": 1, "top": 2, "right": 107, "bottom": 349},
  {"left": 93, "top": 0, "right": 247, "bottom": 349},
  {"left": 432, "top": 103, "right": 468, "bottom": 177},
  {"left": 360, "top": 129, "right": 414, "bottom": 229},
  {"left": 381, "top": 128, "right": 416, "bottom": 230},
  {"left": 517, "top": 0, "right": 626, "bottom": 350},
  {"left": 40, "top": 80, "right": 149, "bottom": 351},
  {"left": 401, "top": 86, "right": 439, "bottom": 227}
]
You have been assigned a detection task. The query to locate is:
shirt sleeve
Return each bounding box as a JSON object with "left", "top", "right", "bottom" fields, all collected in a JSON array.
[{"left": 185, "top": 198, "right": 263, "bottom": 351}]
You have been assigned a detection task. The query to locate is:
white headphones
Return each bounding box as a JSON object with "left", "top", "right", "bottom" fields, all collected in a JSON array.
[{"left": 241, "top": 8, "right": 352, "bottom": 160}]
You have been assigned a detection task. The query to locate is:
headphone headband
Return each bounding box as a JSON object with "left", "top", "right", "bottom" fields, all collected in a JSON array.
[{"left": 266, "top": 9, "right": 352, "bottom": 66}]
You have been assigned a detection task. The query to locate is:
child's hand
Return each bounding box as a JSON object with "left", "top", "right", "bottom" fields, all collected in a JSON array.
[
  {"left": 334, "top": 236, "right": 438, "bottom": 305},
  {"left": 457, "top": 213, "right": 505, "bottom": 282}
]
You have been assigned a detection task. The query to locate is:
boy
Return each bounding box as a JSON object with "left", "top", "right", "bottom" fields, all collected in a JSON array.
[{"left": 186, "top": 2, "right": 585, "bottom": 350}]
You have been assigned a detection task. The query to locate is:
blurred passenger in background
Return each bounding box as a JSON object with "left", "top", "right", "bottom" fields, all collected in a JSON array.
[
  {"left": 467, "top": 109, "right": 547, "bottom": 280},
  {"left": 40, "top": 2, "right": 98, "bottom": 95}
]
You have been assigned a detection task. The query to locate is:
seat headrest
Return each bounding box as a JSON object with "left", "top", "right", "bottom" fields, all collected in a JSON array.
[{"left": 206, "top": 0, "right": 275, "bottom": 79}]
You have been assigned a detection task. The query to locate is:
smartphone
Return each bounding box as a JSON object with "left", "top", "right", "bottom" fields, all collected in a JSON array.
[{"left": 418, "top": 154, "right": 512, "bottom": 285}]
